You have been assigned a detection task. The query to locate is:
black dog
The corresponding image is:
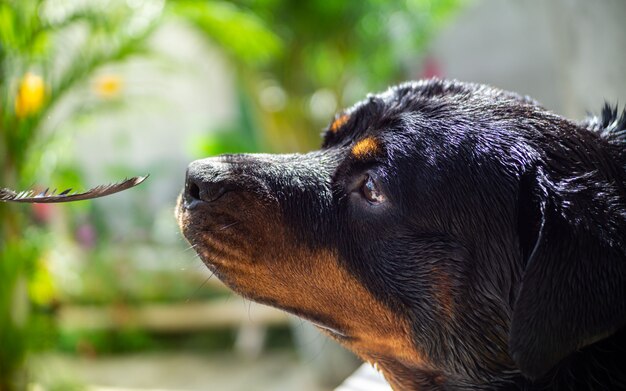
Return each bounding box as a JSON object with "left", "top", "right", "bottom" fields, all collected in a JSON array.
[{"left": 177, "top": 79, "right": 626, "bottom": 390}]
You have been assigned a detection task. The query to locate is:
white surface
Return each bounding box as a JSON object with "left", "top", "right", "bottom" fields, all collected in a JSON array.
[
  {"left": 335, "top": 364, "right": 392, "bottom": 391},
  {"left": 34, "top": 352, "right": 324, "bottom": 391}
]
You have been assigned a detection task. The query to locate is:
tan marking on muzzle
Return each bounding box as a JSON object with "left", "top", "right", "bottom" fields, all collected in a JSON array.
[
  {"left": 177, "top": 183, "right": 430, "bottom": 383},
  {"left": 219, "top": 243, "right": 428, "bottom": 371}
]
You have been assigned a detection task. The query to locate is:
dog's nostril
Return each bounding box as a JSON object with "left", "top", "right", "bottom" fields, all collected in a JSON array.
[
  {"left": 185, "top": 159, "right": 236, "bottom": 207},
  {"left": 184, "top": 177, "right": 230, "bottom": 208},
  {"left": 187, "top": 181, "right": 201, "bottom": 201}
]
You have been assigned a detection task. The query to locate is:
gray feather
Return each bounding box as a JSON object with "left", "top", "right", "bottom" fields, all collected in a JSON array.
[{"left": 0, "top": 175, "right": 148, "bottom": 203}]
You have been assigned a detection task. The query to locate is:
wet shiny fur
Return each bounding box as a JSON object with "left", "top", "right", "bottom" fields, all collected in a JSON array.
[{"left": 177, "top": 79, "right": 626, "bottom": 390}]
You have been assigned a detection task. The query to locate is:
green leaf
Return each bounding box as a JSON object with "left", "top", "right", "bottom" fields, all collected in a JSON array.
[
  {"left": 0, "top": 4, "right": 17, "bottom": 50},
  {"left": 169, "top": 0, "right": 282, "bottom": 66}
]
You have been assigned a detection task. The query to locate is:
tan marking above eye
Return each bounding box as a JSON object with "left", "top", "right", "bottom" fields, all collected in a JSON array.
[
  {"left": 330, "top": 114, "right": 350, "bottom": 133},
  {"left": 351, "top": 137, "right": 380, "bottom": 159}
]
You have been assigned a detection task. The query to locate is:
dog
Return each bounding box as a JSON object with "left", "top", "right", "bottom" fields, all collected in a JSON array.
[{"left": 177, "top": 79, "right": 626, "bottom": 390}]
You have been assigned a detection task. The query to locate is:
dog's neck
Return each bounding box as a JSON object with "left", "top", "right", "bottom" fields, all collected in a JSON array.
[{"left": 378, "top": 326, "right": 626, "bottom": 390}]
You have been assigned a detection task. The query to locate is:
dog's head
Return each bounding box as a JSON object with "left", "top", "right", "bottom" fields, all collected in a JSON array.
[{"left": 177, "top": 79, "right": 626, "bottom": 389}]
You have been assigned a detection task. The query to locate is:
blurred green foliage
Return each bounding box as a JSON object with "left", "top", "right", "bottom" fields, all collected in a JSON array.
[
  {"left": 170, "top": 0, "right": 282, "bottom": 66},
  {"left": 61, "top": 248, "right": 229, "bottom": 305},
  {"left": 179, "top": 0, "right": 463, "bottom": 154},
  {"left": 56, "top": 325, "right": 293, "bottom": 356},
  {"left": 1, "top": 0, "right": 462, "bottom": 388},
  {"left": 0, "top": 0, "right": 162, "bottom": 388}
]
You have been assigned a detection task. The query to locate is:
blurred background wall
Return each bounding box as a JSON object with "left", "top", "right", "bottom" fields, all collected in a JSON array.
[
  {"left": 1, "top": 0, "right": 624, "bottom": 390},
  {"left": 431, "top": 0, "right": 626, "bottom": 118}
]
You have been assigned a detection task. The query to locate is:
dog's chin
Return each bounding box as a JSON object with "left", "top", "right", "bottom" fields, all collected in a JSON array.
[
  {"left": 178, "top": 213, "right": 350, "bottom": 337},
  {"left": 178, "top": 222, "right": 276, "bottom": 305},
  {"left": 183, "top": 234, "right": 254, "bottom": 299}
]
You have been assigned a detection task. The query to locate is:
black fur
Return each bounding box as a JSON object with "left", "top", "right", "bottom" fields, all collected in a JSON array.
[{"left": 180, "top": 79, "right": 626, "bottom": 390}]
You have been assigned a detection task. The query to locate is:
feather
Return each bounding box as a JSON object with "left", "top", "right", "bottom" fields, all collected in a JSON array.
[{"left": 0, "top": 175, "right": 148, "bottom": 203}]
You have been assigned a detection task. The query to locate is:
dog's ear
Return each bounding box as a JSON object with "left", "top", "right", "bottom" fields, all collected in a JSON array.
[{"left": 510, "top": 167, "right": 626, "bottom": 380}]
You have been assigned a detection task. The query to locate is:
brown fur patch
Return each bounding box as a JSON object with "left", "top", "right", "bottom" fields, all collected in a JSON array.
[
  {"left": 178, "top": 196, "right": 429, "bottom": 376},
  {"left": 431, "top": 267, "right": 455, "bottom": 320},
  {"left": 330, "top": 114, "right": 350, "bottom": 133},
  {"left": 351, "top": 137, "right": 380, "bottom": 159}
]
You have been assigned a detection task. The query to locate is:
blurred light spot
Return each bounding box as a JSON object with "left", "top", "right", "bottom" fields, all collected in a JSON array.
[
  {"left": 49, "top": 245, "right": 83, "bottom": 297},
  {"left": 259, "top": 84, "right": 287, "bottom": 112},
  {"left": 126, "top": 0, "right": 165, "bottom": 37},
  {"left": 343, "top": 78, "right": 367, "bottom": 106},
  {"left": 42, "top": 150, "right": 58, "bottom": 170},
  {"left": 15, "top": 72, "right": 46, "bottom": 118},
  {"left": 76, "top": 223, "right": 97, "bottom": 249},
  {"left": 407, "top": 0, "right": 432, "bottom": 14},
  {"left": 33, "top": 201, "right": 54, "bottom": 224},
  {"left": 39, "top": 0, "right": 72, "bottom": 25},
  {"left": 420, "top": 56, "right": 444, "bottom": 79},
  {"left": 389, "top": 12, "right": 411, "bottom": 40},
  {"left": 359, "top": 14, "right": 381, "bottom": 36},
  {"left": 93, "top": 74, "right": 124, "bottom": 99},
  {"left": 127, "top": 0, "right": 145, "bottom": 9},
  {"left": 309, "top": 88, "right": 337, "bottom": 121},
  {"left": 11, "top": 277, "right": 28, "bottom": 327},
  {"left": 30, "top": 257, "right": 57, "bottom": 306}
]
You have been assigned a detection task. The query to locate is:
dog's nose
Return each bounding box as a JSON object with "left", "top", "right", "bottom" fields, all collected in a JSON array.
[{"left": 183, "top": 159, "right": 231, "bottom": 209}]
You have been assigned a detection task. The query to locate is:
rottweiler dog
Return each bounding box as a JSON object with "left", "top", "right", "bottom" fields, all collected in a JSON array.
[{"left": 177, "top": 79, "right": 626, "bottom": 390}]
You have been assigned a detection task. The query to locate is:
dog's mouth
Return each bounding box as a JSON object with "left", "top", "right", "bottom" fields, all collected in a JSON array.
[
  {"left": 177, "top": 193, "right": 355, "bottom": 339},
  {"left": 176, "top": 195, "right": 247, "bottom": 276}
]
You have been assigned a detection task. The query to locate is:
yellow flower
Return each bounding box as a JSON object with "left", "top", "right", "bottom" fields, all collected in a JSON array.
[
  {"left": 15, "top": 72, "right": 46, "bottom": 118},
  {"left": 94, "top": 74, "right": 123, "bottom": 99}
]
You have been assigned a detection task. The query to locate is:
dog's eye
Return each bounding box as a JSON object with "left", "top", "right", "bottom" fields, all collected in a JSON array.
[{"left": 361, "top": 174, "right": 386, "bottom": 204}]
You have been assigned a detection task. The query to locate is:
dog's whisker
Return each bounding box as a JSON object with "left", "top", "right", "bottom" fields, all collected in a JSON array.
[
  {"left": 186, "top": 264, "right": 218, "bottom": 303},
  {"left": 184, "top": 241, "right": 222, "bottom": 303},
  {"left": 186, "top": 275, "right": 211, "bottom": 303},
  {"left": 240, "top": 297, "right": 249, "bottom": 320},
  {"left": 247, "top": 298, "right": 253, "bottom": 322},
  {"left": 183, "top": 244, "right": 198, "bottom": 253},
  {"left": 174, "top": 252, "right": 201, "bottom": 269},
  {"left": 218, "top": 221, "right": 240, "bottom": 231},
  {"left": 299, "top": 328, "right": 328, "bottom": 366}
]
